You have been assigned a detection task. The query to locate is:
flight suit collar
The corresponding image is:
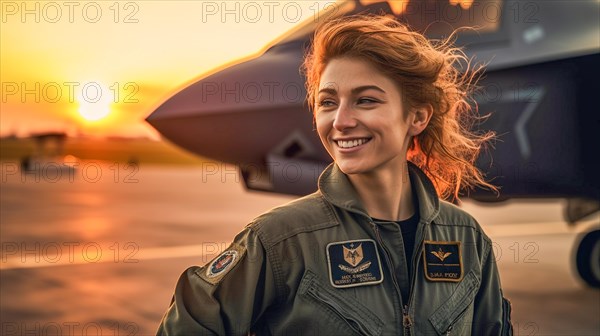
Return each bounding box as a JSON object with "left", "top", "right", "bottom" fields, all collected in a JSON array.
[
  {"left": 406, "top": 161, "right": 440, "bottom": 224},
  {"left": 318, "top": 162, "right": 440, "bottom": 224}
]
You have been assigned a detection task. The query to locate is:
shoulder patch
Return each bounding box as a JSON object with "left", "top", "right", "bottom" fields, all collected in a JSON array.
[
  {"left": 326, "top": 239, "right": 384, "bottom": 288},
  {"left": 423, "top": 240, "right": 463, "bottom": 282},
  {"left": 199, "top": 243, "right": 246, "bottom": 285}
]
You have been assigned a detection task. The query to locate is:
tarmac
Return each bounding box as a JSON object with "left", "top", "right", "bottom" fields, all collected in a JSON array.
[{"left": 1, "top": 162, "right": 598, "bottom": 335}]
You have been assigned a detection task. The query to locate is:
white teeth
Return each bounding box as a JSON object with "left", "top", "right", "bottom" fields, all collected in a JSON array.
[{"left": 336, "top": 138, "right": 369, "bottom": 148}]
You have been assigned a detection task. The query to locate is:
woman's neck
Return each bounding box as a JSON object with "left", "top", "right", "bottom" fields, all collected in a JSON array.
[{"left": 347, "top": 162, "right": 414, "bottom": 221}]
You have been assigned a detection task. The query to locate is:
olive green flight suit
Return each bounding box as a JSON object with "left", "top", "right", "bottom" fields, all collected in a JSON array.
[{"left": 157, "top": 162, "right": 513, "bottom": 335}]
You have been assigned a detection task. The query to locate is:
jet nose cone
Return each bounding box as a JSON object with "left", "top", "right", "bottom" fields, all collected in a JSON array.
[
  {"left": 145, "top": 42, "right": 323, "bottom": 165},
  {"left": 147, "top": 42, "right": 306, "bottom": 124}
]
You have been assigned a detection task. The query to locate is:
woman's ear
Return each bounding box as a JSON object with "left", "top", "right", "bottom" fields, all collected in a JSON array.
[{"left": 408, "top": 104, "right": 433, "bottom": 136}]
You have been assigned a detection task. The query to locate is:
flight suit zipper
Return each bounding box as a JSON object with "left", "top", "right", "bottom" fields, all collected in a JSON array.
[
  {"left": 404, "top": 226, "right": 425, "bottom": 336},
  {"left": 403, "top": 305, "right": 412, "bottom": 336},
  {"left": 370, "top": 220, "right": 404, "bottom": 334}
]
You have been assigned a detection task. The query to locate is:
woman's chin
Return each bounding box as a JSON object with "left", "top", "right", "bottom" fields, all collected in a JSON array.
[{"left": 336, "top": 161, "right": 370, "bottom": 176}]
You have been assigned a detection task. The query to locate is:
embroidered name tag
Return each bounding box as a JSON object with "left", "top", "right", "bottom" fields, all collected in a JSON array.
[
  {"left": 423, "top": 240, "right": 463, "bottom": 282},
  {"left": 326, "top": 239, "right": 383, "bottom": 288}
]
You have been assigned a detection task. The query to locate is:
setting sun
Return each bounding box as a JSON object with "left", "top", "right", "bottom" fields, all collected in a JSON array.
[{"left": 77, "top": 82, "right": 113, "bottom": 122}]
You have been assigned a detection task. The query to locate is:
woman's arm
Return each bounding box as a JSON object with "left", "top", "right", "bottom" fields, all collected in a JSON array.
[
  {"left": 472, "top": 243, "right": 513, "bottom": 335},
  {"left": 157, "top": 227, "right": 277, "bottom": 335}
]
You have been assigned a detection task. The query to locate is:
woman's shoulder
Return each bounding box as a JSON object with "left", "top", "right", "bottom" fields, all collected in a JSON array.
[
  {"left": 435, "top": 200, "right": 490, "bottom": 239},
  {"left": 246, "top": 191, "right": 339, "bottom": 246}
]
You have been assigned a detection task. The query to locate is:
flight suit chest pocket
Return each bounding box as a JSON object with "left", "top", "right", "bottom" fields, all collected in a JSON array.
[
  {"left": 298, "top": 270, "right": 384, "bottom": 336},
  {"left": 428, "top": 271, "right": 480, "bottom": 335}
]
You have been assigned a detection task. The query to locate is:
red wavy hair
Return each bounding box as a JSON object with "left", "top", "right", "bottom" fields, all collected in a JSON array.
[{"left": 303, "top": 14, "right": 496, "bottom": 201}]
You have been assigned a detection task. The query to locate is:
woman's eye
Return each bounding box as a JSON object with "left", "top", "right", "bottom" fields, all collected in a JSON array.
[
  {"left": 318, "top": 99, "right": 336, "bottom": 107},
  {"left": 357, "top": 97, "right": 378, "bottom": 104}
]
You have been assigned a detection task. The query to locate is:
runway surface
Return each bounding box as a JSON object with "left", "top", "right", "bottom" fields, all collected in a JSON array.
[{"left": 1, "top": 162, "right": 598, "bottom": 335}]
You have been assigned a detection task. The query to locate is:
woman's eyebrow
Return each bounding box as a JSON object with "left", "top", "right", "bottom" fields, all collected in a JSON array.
[
  {"left": 318, "top": 87, "right": 337, "bottom": 95},
  {"left": 318, "top": 85, "right": 386, "bottom": 95},
  {"left": 351, "top": 85, "right": 386, "bottom": 95}
]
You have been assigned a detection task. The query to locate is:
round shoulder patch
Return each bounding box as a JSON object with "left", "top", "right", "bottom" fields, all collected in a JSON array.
[
  {"left": 206, "top": 250, "right": 238, "bottom": 278},
  {"left": 197, "top": 242, "right": 246, "bottom": 285}
]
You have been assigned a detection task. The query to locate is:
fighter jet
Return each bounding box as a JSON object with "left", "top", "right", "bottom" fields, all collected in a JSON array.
[{"left": 146, "top": 0, "right": 600, "bottom": 287}]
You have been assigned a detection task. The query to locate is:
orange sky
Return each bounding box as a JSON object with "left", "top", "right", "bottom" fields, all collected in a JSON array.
[{"left": 1, "top": 0, "right": 348, "bottom": 139}]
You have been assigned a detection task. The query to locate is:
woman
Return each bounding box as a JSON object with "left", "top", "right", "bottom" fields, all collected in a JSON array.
[{"left": 158, "top": 15, "right": 512, "bottom": 336}]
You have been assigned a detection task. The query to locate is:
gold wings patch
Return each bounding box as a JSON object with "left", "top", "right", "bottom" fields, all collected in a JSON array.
[{"left": 431, "top": 248, "right": 452, "bottom": 262}]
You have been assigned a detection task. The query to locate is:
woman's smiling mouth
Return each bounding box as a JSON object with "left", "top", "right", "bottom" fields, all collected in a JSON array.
[{"left": 334, "top": 138, "right": 372, "bottom": 150}]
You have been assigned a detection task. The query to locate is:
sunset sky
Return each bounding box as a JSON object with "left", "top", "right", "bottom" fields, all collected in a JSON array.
[{"left": 1, "top": 0, "right": 349, "bottom": 139}]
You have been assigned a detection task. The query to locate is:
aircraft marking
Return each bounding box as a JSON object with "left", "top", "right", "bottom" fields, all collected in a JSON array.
[{"left": 501, "top": 86, "right": 546, "bottom": 159}]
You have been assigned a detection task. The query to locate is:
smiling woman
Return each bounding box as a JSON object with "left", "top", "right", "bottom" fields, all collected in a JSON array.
[
  {"left": 157, "top": 14, "right": 512, "bottom": 336},
  {"left": 77, "top": 82, "right": 113, "bottom": 122}
]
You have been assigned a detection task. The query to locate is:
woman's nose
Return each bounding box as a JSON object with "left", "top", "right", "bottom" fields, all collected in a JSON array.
[{"left": 332, "top": 104, "right": 357, "bottom": 132}]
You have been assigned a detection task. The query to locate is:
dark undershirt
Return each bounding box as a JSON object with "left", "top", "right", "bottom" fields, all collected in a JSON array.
[
  {"left": 396, "top": 212, "right": 420, "bottom": 289},
  {"left": 371, "top": 203, "right": 420, "bottom": 302}
]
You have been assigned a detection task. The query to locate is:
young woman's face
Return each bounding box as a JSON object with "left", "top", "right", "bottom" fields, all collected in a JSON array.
[{"left": 315, "top": 57, "right": 413, "bottom": 176}]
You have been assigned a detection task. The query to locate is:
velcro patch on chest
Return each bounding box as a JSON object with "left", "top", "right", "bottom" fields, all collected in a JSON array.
[
  {"left": 326, "top": 239, "right": 383, "bottom": 288},
  {"left": 423, "top": 240, "right": 463, "bottom": 282}
]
